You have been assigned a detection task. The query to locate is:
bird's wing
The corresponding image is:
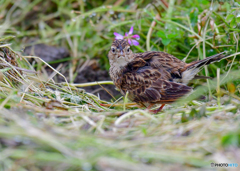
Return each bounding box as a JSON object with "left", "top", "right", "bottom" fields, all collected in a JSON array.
[
  {"left": 134, "top": 51, "right": 187, "bottom": 81},
  {"left": 119, "top": 58, "right": 192, "bottom": 104}
]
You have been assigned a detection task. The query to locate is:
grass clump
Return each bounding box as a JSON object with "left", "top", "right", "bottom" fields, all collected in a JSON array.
[{"left": 0, "top": 0, "right": 240, "bottom": 170}]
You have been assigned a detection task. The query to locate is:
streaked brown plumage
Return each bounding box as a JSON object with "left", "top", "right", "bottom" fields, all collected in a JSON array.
[{"left": 108, "top": 39, "right": 230, "bottom": 113}]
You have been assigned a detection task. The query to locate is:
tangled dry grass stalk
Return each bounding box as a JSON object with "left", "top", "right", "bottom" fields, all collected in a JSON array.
[{"left": 0, "top": 44, "right": 240, "bottom": 170}]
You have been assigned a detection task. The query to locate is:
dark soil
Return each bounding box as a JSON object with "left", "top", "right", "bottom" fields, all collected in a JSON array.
[
  {"left": 24, "top": 44, "right": 69, "bottom": 62},
  {"left": 74, "top": 65, "right": 120, "bottom": 101}
]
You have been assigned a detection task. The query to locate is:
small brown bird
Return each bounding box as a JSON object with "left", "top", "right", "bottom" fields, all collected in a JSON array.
[{"left": 108, "top": 39, "right": 230, "bottom": 113}]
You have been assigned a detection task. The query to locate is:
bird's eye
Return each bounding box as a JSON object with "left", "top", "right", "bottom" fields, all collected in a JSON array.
[
  {"left": 127, "top": 48, "right": 130, "bottom": 52},
  {"left": 112, "top": 48, "right": 116, "bottom": 53}
]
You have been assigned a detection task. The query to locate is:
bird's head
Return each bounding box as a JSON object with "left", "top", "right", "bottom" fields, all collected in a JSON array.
[{"left": 108, "top": 39, "right": 133, "bottom": 67}]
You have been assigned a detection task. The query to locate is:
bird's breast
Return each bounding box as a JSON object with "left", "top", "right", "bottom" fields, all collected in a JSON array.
[{"left": 109, "top": 65, "right": 123, "bottom": 86}]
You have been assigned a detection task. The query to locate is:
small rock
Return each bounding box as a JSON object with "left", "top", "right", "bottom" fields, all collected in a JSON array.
[{"left": 24, "top": 44, "right": 69, "bottom": 62}]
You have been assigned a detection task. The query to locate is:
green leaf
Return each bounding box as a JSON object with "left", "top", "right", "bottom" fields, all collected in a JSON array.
[
  {"left": 226, "top": 14, "right": 234, "bottom": 22},
  {"left": 141, "top": 128, "right": 147, "bottom": 135},
  {"left": 201, "top": 0, "right": 209, "bottom": 5},
  {"left": 0, "top": 68, "right": 11, "bottom": 72},
  {"left": 0, "top": 36, "right": 16, "bottom": 42},
  {"left": 181, "top": 112, "right": 188, "bottom": 123},
  {"left": 230, "top": 18, "right": 237, "bottom": 28},
  {"left": 221, "top": 130, "right": 240, "bottom": 148},
  {"left": 157, "top": 31, "right": 167, "bottom": 38},
  {"left": 62, "top": 94, "right": 83, "bottom": 104},
  {"left": 123, "top": 91, "right": 129, "bottom": 111},
  {"left": 168, "top": 33, "right": 178, "bottom": 39},
  {"left": 189, "top": 8, "right": 199, "bottom": 27},
  {"left": 189, "top": 108, "right": 197, "bottom": 120},
  {"left": 162, "top": 38, "right": 171, "bottom": 46},
  {"left": 236, "top": 17, "right": 240, "bottom": 23}
]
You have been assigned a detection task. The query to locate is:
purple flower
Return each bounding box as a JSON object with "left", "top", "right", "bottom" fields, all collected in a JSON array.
[
  {"left": 114, "top": 32, "right": 124, "bottom": 39},
  {"left": 113, "top": 26, "right": 140, "bottom": 46}
]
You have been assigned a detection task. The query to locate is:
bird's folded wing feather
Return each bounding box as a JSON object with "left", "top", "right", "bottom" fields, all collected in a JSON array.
[
  {"left": 119, "top": 57, "right": 192, "bottom": 104},
  {"left": 134, "top": 51, "right": 187, "bottom": 81}
]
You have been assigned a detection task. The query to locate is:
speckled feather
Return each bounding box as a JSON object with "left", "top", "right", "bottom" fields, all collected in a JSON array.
[{"left": 108, "top": 39, "right": 230, "bottom": 107}]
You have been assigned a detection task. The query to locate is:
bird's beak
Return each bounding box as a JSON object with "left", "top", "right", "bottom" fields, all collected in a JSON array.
[{"left": 120, "top": 50, "right": 123, "bottom": 55}]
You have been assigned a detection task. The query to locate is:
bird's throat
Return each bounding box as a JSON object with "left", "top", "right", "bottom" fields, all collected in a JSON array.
[{"left": 117, "top": 56, "right": 128, "bottom": 67}]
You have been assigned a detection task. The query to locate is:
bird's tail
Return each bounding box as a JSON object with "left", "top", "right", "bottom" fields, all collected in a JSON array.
[
  {"left": 186, "top": 51, "right": 231, "bottom": 70},
  {"left": 180, "top": 52, "right": 231, "bottom": 84}
]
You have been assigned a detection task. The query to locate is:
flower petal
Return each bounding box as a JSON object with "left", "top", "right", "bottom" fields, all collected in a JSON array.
[
  {"left": 128, "top": 26, "right": 133, "bottom": 35},
  {"left": 131, "top": 34, "right": 140, "bottom": 40},
  {"left": 125, "top": 32, "right": 128, "bottom": 37},
  {"left": 132, "top": 40, "right": 139, "bottom": 46},
  {"left": 128, "top": 39, "right": 132, "bottom": 45},
  {"left": 114, "top": 32, "right": 124, "bottom": 39}
]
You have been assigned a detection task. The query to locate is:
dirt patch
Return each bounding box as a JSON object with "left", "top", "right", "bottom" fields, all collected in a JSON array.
[
  {"left": 74, "top": 65, "right": 120, "bottom": 101},
  {"left": 24, "top": 44, "right": 69, "bottom": 62}
]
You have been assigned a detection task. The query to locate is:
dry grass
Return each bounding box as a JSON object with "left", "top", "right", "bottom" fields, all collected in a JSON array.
[{"left": 0, "top": 44, "right": 240, "bottom": 170}]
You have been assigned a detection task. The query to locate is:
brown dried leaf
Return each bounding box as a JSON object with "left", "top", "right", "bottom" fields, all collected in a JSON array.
[
  {"left": 201, "top": 15, "right": 208, "bottom": 27},
  {"left": 0, "top": 71, "right": 3, "bottom": 81},
  {"left": 197, "top": 23, "right": 201, "bottom": 36},
  {"left": 210, "top": 19, "right": 215, "bottom": 32},
  {"left": 227, "top": 82, "right": 236, "bottom": 94},
  {"left": 43, "top": 100, "right": 67, "bottom": 110}
]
